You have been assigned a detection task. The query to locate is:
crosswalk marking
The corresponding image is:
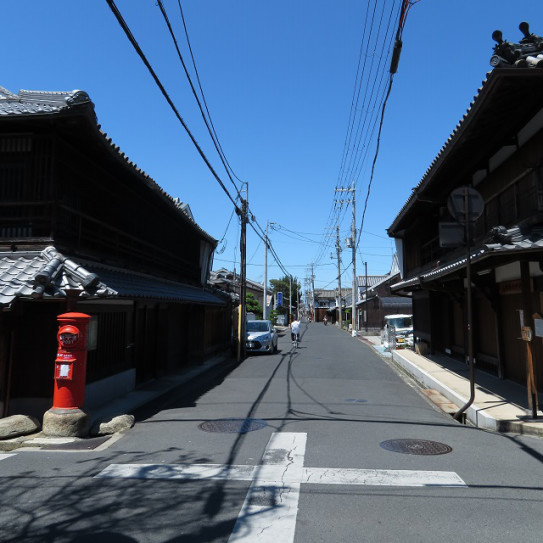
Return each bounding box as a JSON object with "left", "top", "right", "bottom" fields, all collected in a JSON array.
[
  {"left": 95, "top": 432, "right": 467, "bottom": 542},
  {"left": 96, "top": 462, "right": 466, "bottom": 488}
]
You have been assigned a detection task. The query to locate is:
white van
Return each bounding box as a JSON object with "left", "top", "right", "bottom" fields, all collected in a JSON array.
[{"left": 381, "top": 314, "right": 413, "bottom": 349}]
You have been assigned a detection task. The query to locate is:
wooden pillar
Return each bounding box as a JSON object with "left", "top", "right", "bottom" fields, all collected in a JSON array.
[
  {"left": 521, "top": 260, "right": 538, "bottom": 416},
  {"left": 493, "top": 289, "right": 506, "bottom": 379}
]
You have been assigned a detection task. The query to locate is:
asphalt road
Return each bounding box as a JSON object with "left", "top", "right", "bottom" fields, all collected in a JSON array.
[{"left": 1, "top": 322, "right": 543, "bottom": 542}]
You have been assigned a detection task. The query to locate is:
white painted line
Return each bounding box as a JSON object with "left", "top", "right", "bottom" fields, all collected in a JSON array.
[
  {"left": 228, "top": 432, "right": 307, "bottom": 543},
  {"left": 96, "top": 463, "right": 466, "bottom": 488},
  {"left": 302, "top": 467, "right": 467, "bottom": 487},
  {"left": 95, "top": 432, "right": 468, "bottom": 543},
  {"left": 97, "top": 463, "right": 256, "bottom": 481},
  {"left": 0, "top": 454, "right": 15, "bottom": 461}
]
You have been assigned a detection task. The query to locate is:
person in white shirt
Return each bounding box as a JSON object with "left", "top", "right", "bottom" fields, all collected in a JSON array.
[{"left": 291, "top": 317, "right": 301, "bottom": 343}]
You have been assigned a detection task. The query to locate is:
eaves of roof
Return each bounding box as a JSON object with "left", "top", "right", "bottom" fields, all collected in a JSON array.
[
  {"left": 390, "top": 226, "right": 543, "bottom": 292},
  {"left": 0, "top": 247, "right": 228, "bottom": 307},
  {"left": 356, "top": 275, "right": 388, "bottom": 288},
  {"left": 388, "top": 69, "right": 543, "bottom": 235}
]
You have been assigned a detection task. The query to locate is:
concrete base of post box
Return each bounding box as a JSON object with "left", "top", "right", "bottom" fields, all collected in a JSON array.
[{"left": 42, "top": 407, "right": 89, "bottom": 437}]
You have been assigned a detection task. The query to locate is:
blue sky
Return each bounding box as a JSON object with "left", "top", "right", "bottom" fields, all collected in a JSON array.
[{"left": 4, "top": 1, "right": 543, "bottom": 292}]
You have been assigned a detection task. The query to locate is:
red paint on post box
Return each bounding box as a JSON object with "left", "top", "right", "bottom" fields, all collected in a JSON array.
[{"left": 52, "top": 313, "right": 91, "bottom": 409}]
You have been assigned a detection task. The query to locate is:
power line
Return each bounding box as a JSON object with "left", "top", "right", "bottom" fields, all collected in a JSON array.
[
  {"left": 176, "top": 0, "right": 246, "bottom": 188},
  {"left": 313, "top": 0, "right": 401, "bottom": 270},
  {"left": 357, "top": 0, "right": 420, "bottom": 248},
  {"left": 157, "top": 0, "right": 243, "bottom": 196},
  {"left": 106, "top": 0, "right": 240, "bottom": 211}
]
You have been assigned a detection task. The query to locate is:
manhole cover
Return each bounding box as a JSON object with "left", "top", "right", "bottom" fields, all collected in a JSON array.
[
  {"left": 198, "top": 418, "right": 268, "bottom": 433},
  {"left": 380, "top": 439, "right": 452, "bottom": 455}
]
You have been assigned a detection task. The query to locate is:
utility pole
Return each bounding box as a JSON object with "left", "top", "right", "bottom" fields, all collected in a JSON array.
[
  {"left": 263, "top": 220, "right": 269, "bottom": 320},
  {"left": 289, "top": 275, "right": 292, "bottom": 321},
  {"left": 310, "top": 263, "right": 316, "bottom": 321},
  {"left": 335, "top": 180, "right": 357, "bottom": 336},
  {"left": 336, "top": 225, "right": 342, "bottom": 328},
  {"left": 364, "top": 261, "right": 368, "bottom": 332},
  {"left": 237, "top": 187, "right": 248, "bottom": 361},
  {"left": 351, "top": 179, "right": 357, "bottom": 337}
]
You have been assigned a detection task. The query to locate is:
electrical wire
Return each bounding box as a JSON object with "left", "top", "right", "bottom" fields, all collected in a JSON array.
[
  {"left": 157, "top": 0, "right": 243, "bottom": 197},
  {"left": 356, "top": 0, "right": 420, "bottom": 249},
  {"left": 176, "top": 0, "right": 246, "bottom": 188},
  {"left": 313, "top": 0, "right": 401, "bottom": 270},
  {"left": 106, "top": 0, "right": 241, "bottom": 212}
]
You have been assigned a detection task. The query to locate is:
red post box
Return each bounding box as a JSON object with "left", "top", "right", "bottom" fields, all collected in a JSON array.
[
  {"left": 43, "top": 312, "right": 92, "bottom": 437},
  {"left": 52, "top": 312, "right": 91, "bottom": 409}
]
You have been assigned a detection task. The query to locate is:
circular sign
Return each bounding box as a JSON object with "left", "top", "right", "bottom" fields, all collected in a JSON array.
[
  {"left": 58, "top": 325, "right": 80, "bottom": 347},
  {"left": 447, "top": 186, "right": 484, "bottom": 223}
]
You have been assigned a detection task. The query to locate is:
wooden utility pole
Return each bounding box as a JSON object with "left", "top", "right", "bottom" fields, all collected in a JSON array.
[
  {"left": 364, "top": 261, "right": 368, "bottom": 332},
  {"left": 335, "top": 181, "right": 357, "bottom": 336},
  {"left": 263, "top": 220, "right": 269, "bottom": 320},
  {"left": 237, "top": 192, "right": 248, "bottom": 362},
  {"left": 336, "top": 225, "right": 342, "bottom": 328},
  {"left": 350, "top": 179, "right": 357, "bottom": 337}
]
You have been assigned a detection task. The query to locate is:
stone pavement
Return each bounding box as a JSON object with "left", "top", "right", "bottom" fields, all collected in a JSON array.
[{"left": 359, "top": 334, "right": 543, "bottom": 438}]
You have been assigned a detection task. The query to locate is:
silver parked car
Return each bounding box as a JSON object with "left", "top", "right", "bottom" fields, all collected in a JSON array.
[{"left": 246, "top": 320, "right": 278, "bottom": 354}]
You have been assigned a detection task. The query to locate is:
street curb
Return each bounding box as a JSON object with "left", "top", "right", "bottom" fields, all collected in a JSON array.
[{"left": 390, "top": 349, "right": 543, "bottom": 438}]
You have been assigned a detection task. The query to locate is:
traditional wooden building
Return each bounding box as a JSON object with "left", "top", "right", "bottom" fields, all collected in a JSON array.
[
  {"left": 209, "top": 268, "right": 265, "bottom": 308},
  {"left": 313, "top": 289, "right": 348, "bottom": 323},
  {"left": 0, "top": 87, "right": 232, "bottom": 418},
  {"left": 356, "top": 256, "right": 412, "bottom": 331},
  {"left": 388, "top": 62, "right": 543, "bottom": 387}
]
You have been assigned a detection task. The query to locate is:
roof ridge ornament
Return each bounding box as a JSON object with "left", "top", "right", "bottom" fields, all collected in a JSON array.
[
  {"left": 0, "top": 86, "right": 17, "bottom": 100},
  {"left": 490, "top": 22, "right": 543, "bottom": 68},
  {"left": 65, "top": 90, "right": 91, "bottom": 106}
]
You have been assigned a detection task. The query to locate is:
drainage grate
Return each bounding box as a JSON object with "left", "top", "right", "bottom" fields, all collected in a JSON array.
[
  {"left": 380, "top": 438, "right": 452, "bottom": 455},
  {"left": 198, "top": 418, "right": 268, "bottom": 433}
]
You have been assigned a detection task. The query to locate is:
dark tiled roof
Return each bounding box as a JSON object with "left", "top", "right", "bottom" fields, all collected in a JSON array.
[
  {"left": 391, "top": 226, "right": 543, "bottom": 292},
  {"left": 356, "top": 275, "right": 387, "bottom": 288},
  {"left": 314, "top": 289, "right": 350, "bottom": 299},
  {"left": 380, "top": 296, "right": 412, "bottom": 308},
  {"left": 90, "top": 265, "right": 228, "bottom": 305},
  {"left": 0, "top": 247, "right": 116, "bottom": 306},
  {"left": 0, "top": 87, "right": 92, "bottom": 117},
  {"left": 0, "top": 247, "right": 228, "bottom": 307},
  {"left": 209, "top": 269, "right": 264, "bottom": 293}
]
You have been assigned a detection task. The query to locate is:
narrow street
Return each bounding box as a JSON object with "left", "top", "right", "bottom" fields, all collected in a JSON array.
[{"left": 1, "top": 322, "right": 543, "bottom": 542}]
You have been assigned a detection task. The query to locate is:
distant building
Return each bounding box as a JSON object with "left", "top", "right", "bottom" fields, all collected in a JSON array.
[
  {"left": 209, "top": 268, "right": 265, "bottom": 308},
  {"left": 356, "top": 255, "right": 412, "bottom": 331}
]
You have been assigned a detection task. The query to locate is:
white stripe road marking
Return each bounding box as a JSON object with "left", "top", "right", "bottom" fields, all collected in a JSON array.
[
  {"left": 228, "top": 432, "right": 306, "bottom": 543},
  {"left": 96, "top": 463, "right": 466, "bottom": 488},
  {"left": 302, "top": 467, "right": 466, "bottom": 487},
  {"left": 0, "top": 454, "right": 15, "bottom": 462},
  {"left": 95, "top": 432, "right": 467, "bottom": 542}
]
